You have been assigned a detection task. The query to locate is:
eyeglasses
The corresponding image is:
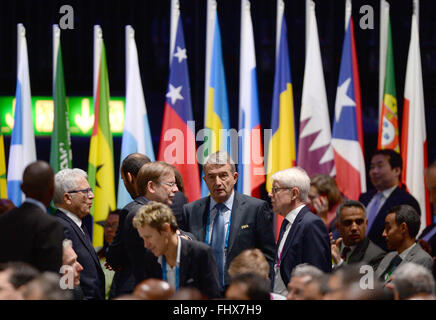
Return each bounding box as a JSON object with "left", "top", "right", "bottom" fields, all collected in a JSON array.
[
  {"left": 68, "top": 188, "right": 93, "bottom": 197},
  {"left": 271, "top": 187, "right": 291, "bottom": 194},
  {"left": 160, "top": 181, "right": 177, "bottom": 188}
]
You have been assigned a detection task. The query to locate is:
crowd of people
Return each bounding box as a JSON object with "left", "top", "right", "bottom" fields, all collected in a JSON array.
[{"left": 0, "top": 148, "right": 435, "bottom": 300}]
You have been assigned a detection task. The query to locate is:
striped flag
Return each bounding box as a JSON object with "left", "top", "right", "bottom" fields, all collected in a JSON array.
[
  {"left": 117, "top": 26, "right": 155, "bottom": 208},
  {"left": 88, "top": 26, "right": 116, "bottom": 247},
  {"left": 378, "top": 14, "right": 399, "bottom": 152},
  {"left": 158, "top": 14, "right": 201, "bottom": 203},
  {"left": 0, "top": 122, "right": 6, "bottom": 198},
  {"left": 201, "top": 0, "right": 232, "bottom": 196},
  {"left": 401, "top": 14, "right": 430, "bottom": 233},
  {"left": 267, "top": 0, "right": 296, "bottom": 239},
  {"left": 7, "top": 24, "right": 36, "bottom": 206},
  {"left": 50, "top": 25, "right": 72, "bottom": 174},
  {"left": 298, "top": 1, "right": 335, "bottom": 177},
  {"left": 332, "top": 17, "right": 366, "bottom": 200},
  {"left": 237, "top": 0, "right": 265, "bottom": 197}
]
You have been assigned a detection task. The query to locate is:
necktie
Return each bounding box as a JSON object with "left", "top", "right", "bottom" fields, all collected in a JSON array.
[
  {"left": 211, "top": 203, "right": 226, "bottom": 289},
  {"left": 383, "top": 254, "right": 403, "bottom": 282},
  {"left": 277, "top": 219, "right": 289, "bottom": 246},
  {"left": 81, "top": 224, "right": 91, "bottom": 243},
  {"left": 367, "top": 192, "right": 383, "bottom": 234},
  {"left": 341, "top": 246, "right": 351, "bottom": 262}
]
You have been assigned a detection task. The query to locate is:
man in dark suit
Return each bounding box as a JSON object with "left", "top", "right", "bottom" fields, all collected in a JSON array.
[
  {"left": 182, "top": 151, "right": 276, "bottom": 291},
  {"left": 0, "top": 161, "right": 64, "bottom": 273},
  {"left": 376, "top": 205, "right": 433, "bottom": 283},
  {"left": 359, "top": 149, "right": 421, "bottom": 251},
  {"left": 106, "top": 153, "right": 151, "bottom": 298},
  {"left": 132, "top": 201, "right": 221, "bottom": 298},
  {"left": 269, "top": 166, "right": 331, "bottom": 296},
  {"left": 331, "top": 200, "right": 385, "bottom": 269},
  {"left": 419, "top": 161, "right": 436, "bottom": 257},
  {"left": 53, "top": 168, "right": 105, "bottom": 300}
]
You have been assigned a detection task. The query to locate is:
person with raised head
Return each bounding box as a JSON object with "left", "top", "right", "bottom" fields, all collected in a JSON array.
[
  {"left": 106, "top": 153, "right": 151, "bottom": 298},
  {"left": 269, "top": 166, "right": 331, "bottom": 296},
  {"left": 376, "top": 205, "right": 433, "bottom": 283},
  {"left": 0, "top": 161, "right": 64, "bottom": 273},
  {"left": 331, "top": 200, "right": 385, "bottom": 269},
  {"left": 359, "top": 149, "right": 421, "bottom": 250},
  {"left": 182, "top": 150, "right": 276, "bottom": 292},
  {"left": 53, "top": 168, "right": 105, "bottom": 300},
  {"left": 132, "top": 201, "right": 220, "bottom": 299}
]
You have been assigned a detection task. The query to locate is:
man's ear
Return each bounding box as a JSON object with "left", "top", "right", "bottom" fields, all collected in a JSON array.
[
  {"left": 63, "top": 192, "right": 72, "bottom": 205},
  {"left": 127, "top": 172, "right": 134, "bottom": 184},
  {"left": 291, "top": 187, "right": 300, "bottom": 201},
  {"left": 400, "top": 222, "right": 409, "bottom": 236},
  {"left": 393, "top": 167, "right": 401, "bottom": 179},
  {"left": 146, "top": 180, "right": 155, "bottom": 194}
]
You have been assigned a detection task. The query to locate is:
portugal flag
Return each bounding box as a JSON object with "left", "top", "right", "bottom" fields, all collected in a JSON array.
[{"left": 88, "top": 26, "right": 116, "bottom": 247}]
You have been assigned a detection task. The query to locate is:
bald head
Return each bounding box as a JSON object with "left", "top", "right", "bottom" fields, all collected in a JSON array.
[
  {"left": 21, "top": 161, "right": 54, "bottom": 206},
  {"left": 133, "top": 279, "right": 175, "bottom": 300}
]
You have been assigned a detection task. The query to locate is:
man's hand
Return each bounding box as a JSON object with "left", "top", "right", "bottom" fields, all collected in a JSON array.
[
  {"left": 330, "top": 232, "right": 342, "bottom": 265},
  {"left": 104, "top": 262, "right": 121, "bottom": 272},
  {"left": 313, "top": 196, "right": 329, "bottom": 216}
]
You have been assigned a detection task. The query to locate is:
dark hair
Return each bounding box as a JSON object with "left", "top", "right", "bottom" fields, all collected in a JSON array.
[
  {"left": 310, "top": 174, "right": 342, "bottom": 210},
  {"left": 121, "top": 153, "right": 151, "bottom": 177},
  {"left": 372, "top": 149, "right": 402, "bottom": 171},
  {"left": 229, "top": 272, "right": 271, "bottom": 300},
  {"left": 336, "top": 200, "right": 367, "bottom": 220},
  {"left": 388, "top": 205, "right": 421, "bottom": 238},
  {"left": 0, "top": 262, "right": 39, "bottom": 289}
]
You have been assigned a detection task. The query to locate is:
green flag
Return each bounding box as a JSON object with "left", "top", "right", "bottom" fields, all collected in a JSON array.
[{"left": 50, "top": 25, "right": 72, "bottom": 173}]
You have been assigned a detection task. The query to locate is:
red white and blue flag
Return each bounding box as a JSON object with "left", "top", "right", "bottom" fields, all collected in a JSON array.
[
  {"left": 158, "top": 17, "right": 201, "bottom": 203},
  {"left": 331, "top": 18, "right": 366, "bottom": 200}
]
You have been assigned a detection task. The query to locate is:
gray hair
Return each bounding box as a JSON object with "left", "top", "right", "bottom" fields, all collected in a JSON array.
[
  {"left": 291, "top": 263, "right": 324, "bottom": 282},
  {"left": 271, "top": 167, "right": 310, "bottom": 202},
  {"left": 336, "top": 200, "right": 367, "bottom": 220},
  {"left": 62, "top": 239, "right": 73, "bottom": 249},
  {"left": 53, "top": 168, "right": 88, "bottom": 205},
  {"left": 23, "top": 272, "right": 73, "bottom": 300},
  {"left": 392, "top": 262, "right": 435, "bottom": 299},
  {"left": 203, "top": 150, "right": 236, "bottom": 174}
]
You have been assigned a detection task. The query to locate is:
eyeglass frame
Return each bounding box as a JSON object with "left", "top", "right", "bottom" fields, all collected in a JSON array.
[
  {"left": 270, "top": 186, "right": 293, "bottom": 194},
  {"left": 67, "top": 187, "right": 94, "bottom": 197},
  {"left": 160, "top": 181, "right": 177, "bottom": 188}
]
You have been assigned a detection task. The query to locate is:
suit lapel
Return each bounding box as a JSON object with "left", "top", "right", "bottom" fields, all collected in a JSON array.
[
  {"left": 178, "top": 238, "right": 190, "bottom": 285},
  {"left": 280, "top": 206, "right": 308, "bottom": 262},
  {"left": 348, "top": 238, "right": 368, "bottom": 264},
  {"left": 196, "top": 197, "right": 209, "bottom": 242},
  {"left": 227, "top": 192, "right": 243, "bottom": 255}
]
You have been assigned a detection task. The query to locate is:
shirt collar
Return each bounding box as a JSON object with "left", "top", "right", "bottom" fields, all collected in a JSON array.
[
  {"left": 158, "top": 235, "right": 182, "bottom": 268},
  {"left": 399, "top": 242, "right": 416, "bottom": 260},
  {"left": 58, "top": 207, "right": 82, "bottom": 228},
  {"left": 284, "top": 204, "right": 305, "bottom": 225},
  {"left": 381, "top": 185, "right": 398, "bottom": 199},
  {"left": 210, "top": 190, "right": 234, "bottom": 212},
  {"left": 23, "top": 197, "right": 47, "bottom": 212}
]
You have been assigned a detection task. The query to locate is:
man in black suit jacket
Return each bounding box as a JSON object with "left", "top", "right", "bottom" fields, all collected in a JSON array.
[
  {"left": 53, "top": 168, "right": 105, "bottom": 300},
  {"left": 359, "top": 149, "right": 420, "bottom": 251},
  {"left": 331, "top": 200, "right": 385, "bottom": 269},
  {"left": 182, "top": 151, "right": 276, "bottom": 290},
  {"left": 133, "top": 201, "right": 221, "bottom": 298},
  {"left": 107, "top": 160, "right": 180, "bottom": 288},
  {"left": 269, "top": 167, "right": 331, "bottom": 296},
  {"left": 0, "top": 161, "right": 63, "bottom": 273}
]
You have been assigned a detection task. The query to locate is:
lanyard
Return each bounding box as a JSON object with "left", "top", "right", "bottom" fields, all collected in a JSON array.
[
  {"left": 162, "top": 256, "right": 180, "bottom": 290},
  {"left": 205, "top": 207, "right": 232, "bottom": 250}
]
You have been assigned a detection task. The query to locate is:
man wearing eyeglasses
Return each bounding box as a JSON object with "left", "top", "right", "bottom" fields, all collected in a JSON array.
[
  {"left": 53, "top": 168, "right": 105, "bottom": 300},
  {"left": 269, "top": 167, "right": 331, "bottom": 297}
]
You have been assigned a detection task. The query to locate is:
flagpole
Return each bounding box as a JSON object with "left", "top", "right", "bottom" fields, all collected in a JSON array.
[
  {"left": 170, "top": 0, "right": 180, "bottom": 64},
  {"left": 53, "top": 25, "right": 60, "bottom": 84},
  {"left": 379, "top": 0, "right": 389, "bottom": 123},
  {"left": 93, "top": 25, "right": 103, "bottom": 103},
  {"left": 204, "top": 0, "right": 216, "bottom": 128},
  {"left": 305, "top": 0, "right": 310, "bottom": 54},
  {"left": 276, "top": 0, "right": 284, "bottom": 57},
  {"left": 413, "top": 0, "right": 419, "bottom": 26},
  {"left": 345, "top": 0, "right": 352, "bottom": 30}
]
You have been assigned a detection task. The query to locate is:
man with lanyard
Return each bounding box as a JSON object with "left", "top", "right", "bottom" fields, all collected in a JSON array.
[
  {"left": 182, "top": 151, "right": 276, "bottom": 293},
  {"left": 133, "top": 201, "right": 220, "bottom": 298}
]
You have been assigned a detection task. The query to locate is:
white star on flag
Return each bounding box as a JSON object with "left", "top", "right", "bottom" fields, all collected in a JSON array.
[
  {"left": 334, "top": 78, "right": 356, "bottom": 122},
  {"left": 166, "top": 84, "right": 184, "bottom": 105},
  {"left": 174, "top": 46, "right": 187, "bottom": 63}
]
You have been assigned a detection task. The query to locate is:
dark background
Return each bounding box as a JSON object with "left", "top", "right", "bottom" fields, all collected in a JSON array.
[{"left": 1, "top": 0, "right": 435, "bottom": 197}]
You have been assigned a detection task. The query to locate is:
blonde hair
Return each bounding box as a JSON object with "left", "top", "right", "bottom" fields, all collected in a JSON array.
[
  {"left": 228, "top": 249, "right": 270, "bottom": 279},
  {"left": 132, "top": 201, "right": 178, "bottom": 233}
]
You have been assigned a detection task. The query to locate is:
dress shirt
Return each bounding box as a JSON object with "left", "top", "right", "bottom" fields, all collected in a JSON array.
[{"left": 158, "top": 236, "right": 182, "bottom": 289}]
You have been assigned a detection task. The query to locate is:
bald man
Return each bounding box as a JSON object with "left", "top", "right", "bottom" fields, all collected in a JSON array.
[{"left": 0, "top": 161, "right": 64, "bottom": 272}]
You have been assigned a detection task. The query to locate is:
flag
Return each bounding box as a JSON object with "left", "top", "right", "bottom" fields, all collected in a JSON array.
[
  {"left": 331, "top": 17, "right": 366, "bottom": 200},
  {"left": 0, "top": 126, "right": 6, "bottom": 198},
  {"left": 201, "top": 2, "right": 232, "bottom": 197},
  {"left": 401, "top": 14, "right": 430, "bottom": 233},
  {"left": 378, "top": 15, "right": 399, "bottom": 152},
  {"left": 7, "top": 24, "right": 36, "bottom": 206},
  {"left": 158, "top": 16, "right": 201, "bottom": 203},
  {"left": 88, "top": 26, "right": 116, "bottom": 247},
  {"left": 117, "top": 26, "right": 155, "bottom": 208},
  {"left": 298, "top": 1, "right": 335, "bottom": 177},
  {"left": 50, "top": 25, "right": 72, "bottom": 174},
  {"left": 267, "top": 0, "right": 297, "bottom": 239},
  {"left": 237, "top": 0, "right": 265, "bottom": 197}
]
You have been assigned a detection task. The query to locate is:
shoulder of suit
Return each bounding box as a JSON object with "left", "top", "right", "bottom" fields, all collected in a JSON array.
[
  {"left": 367, "top": 239, "right": 386, "bottom": 255},
  {"left": 184, "top": 196, "right": 209, "bottom": 209},
  {"left": 235, "top": 192, "right": 267, "bottom": 206}
]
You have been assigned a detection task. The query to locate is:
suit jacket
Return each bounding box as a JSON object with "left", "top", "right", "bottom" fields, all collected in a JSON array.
[
  {"left": 375, "top": 242, "right": 434, "bottom": 280},
  {"left": 172, "top": 191, "right": 188, "bottom": 230},
  {"left": 147, "top": 238, "right": 221, "bottom": 299},
  {"left": 106, "top": 196, "right": 160, "bottom": 287},
  {"left": 347, "top": 237, "right": 386, "bottom": 269},
  {"left": 359, "top": 186, "right": 421, "bottom": 251},
  {"left": 182, "top": 191, "right": 276, "bottom": 285},
  {"left": 278, "top": 206, "right": 332, "bottom": 286},
  {"left": 54, "top": 210, "right": 105, "bottom": 300},
  {"left": 0, "top": 202, "right": 64, "bottom": 272},
  {"left": 419, "top": 223, "right": 436, "bottom": 257}
]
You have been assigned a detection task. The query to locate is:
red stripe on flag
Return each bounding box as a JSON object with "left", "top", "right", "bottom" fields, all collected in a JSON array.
[
  {"left": 250, "top": 124, "right": 265, "bottom": 197},
  {"left": 333, "top": 150, "right": 362, "bottom": 200}
]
